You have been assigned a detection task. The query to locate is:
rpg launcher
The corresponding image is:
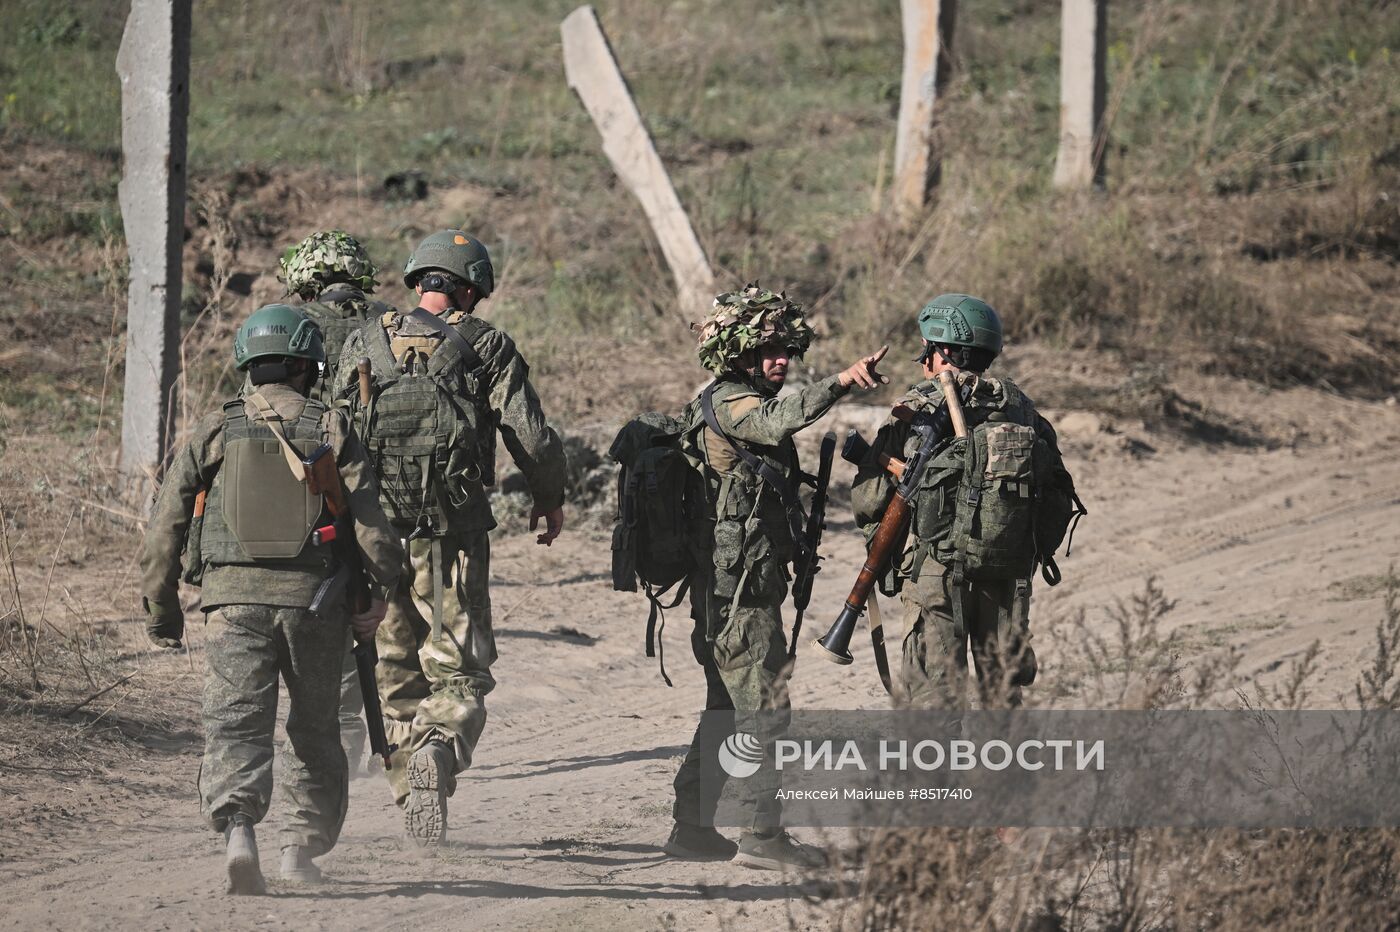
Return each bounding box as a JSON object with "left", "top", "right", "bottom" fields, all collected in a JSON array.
[{"left": 813, "top": 371, "right": 969, "bottom": 666}]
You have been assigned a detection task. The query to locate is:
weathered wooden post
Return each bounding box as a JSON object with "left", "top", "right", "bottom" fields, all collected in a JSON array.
[
  {"left": 1052, "top": 0, "right": 1107, "bottom": 190},
  {"left": 116, "top": 0, "right": 191, "bottom": 486},
  {"left": 892, "top": 0, "right": 958, "bottom": 220},
  {"left": 561, "top": 5, "right": 715, "bottom": 315}
]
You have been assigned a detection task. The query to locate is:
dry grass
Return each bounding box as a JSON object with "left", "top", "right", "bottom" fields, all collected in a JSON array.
[{"left": 834, "top": 575, "right": 1400, "bottom": 931}]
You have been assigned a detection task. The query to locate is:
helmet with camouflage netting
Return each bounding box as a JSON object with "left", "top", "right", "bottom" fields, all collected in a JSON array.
[
  {"left": 278, "top": 230, "right": 380, "bottom": 299},
  {"left": 693, "top": 284, "right": 815, "bottom": 375},
  {"left": 233, "top": 304, "right": 326, "bottom": 371}
]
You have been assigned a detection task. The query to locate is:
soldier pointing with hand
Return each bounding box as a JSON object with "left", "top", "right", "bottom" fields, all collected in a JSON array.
[{"left": 665, "top": 284, "right": 888, "bottom": 870}]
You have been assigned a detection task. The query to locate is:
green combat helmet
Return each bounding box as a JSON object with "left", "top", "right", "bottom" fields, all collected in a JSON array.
[
  {"left": 402, "top": 229, "right": 495, "bottom": 296},
  {"left": 278, "top": 230, "right": 380, "bottom": 299},
  {"left": 233, "top": 304, "right": 326, "bottom": 370},
  {"left": 693, "top": 283, "right": 815, "bottom": 375},
  {"left": 917, "top": 293, "right": 1004, "bottom": 356}
]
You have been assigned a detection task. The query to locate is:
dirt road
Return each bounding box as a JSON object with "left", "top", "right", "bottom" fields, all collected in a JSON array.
[{"left": 2, "top": 383, "right": 1398, "bottom": 930}]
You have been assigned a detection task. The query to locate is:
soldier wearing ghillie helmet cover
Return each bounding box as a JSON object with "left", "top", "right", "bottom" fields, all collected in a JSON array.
[
  {"left": 279, "top": 230, "right": 395, "bottom": 775},
  {"left": 664, "top": 284, "right": 888, "bottom": 870},
  {"left": 279, "top": 230, "right": 393, "bottom": 404}
]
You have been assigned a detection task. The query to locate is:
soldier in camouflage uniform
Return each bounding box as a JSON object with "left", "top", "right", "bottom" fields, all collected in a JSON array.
[
  {"left": 851, "top": 295, "right": 1077, "bottom": 710},
  {"left": 139, "top": 304, "right": 402, "bottom": 894},
  {"left": 665, "top": 285, "right": 888, "bottom": 870},
  {"left": 339, "top": 229, "right": 567, "bottom": 846},
  {"left": 280, "top": 231, "right": 395, "bottom": 774}
]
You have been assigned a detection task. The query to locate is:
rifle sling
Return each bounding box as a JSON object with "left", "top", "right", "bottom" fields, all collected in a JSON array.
[{"left": 700, "top": 384, "right": 808, "bottom": 558}]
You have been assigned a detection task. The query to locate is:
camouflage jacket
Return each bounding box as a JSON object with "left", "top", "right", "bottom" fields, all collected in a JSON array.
[
  {"left": 139, "top": 381, "right": 403, "bottom": 615},
  {"left": 851, "top": 373, "right": 1058, "bottom": 571},
  {"left": 339, "top": 308, "right": 566, "bottom": 532},
  {"left": 690, "top": 373, "right": 850, "bottom": 569},
  {"left": 297, "top": 284, "right": 393, "bottom": 404}
]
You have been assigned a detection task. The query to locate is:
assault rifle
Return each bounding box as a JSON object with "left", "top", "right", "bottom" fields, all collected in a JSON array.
[
  {"left": 813, "top": 371, "right": 968, "bottom": 670},
  {"left": 786, "top": 431, "right": 837, "bottom": 661},
  {"left": 304, "top": 359, "right": 398, "bottom": 770}
]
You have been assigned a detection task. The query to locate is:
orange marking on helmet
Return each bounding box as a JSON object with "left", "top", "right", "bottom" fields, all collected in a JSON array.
[{"left": 453, "top": 234, "right": 468, "bottom": 245}]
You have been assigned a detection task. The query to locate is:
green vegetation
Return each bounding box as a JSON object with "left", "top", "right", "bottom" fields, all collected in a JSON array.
[{"left": 0, "top": 0, "right": 1397, "bottom": 433}]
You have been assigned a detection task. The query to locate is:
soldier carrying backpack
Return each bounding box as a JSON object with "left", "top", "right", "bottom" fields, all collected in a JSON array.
[
  {"left": 630, "top": 284, "right": 888, "bottom": 871},
  {"left": 851, "top": 294, "right": 1085, "bottom": 710},
  {"left": 338, "top": 230, "right": 567, "bottom": 847},
  {"left": 279, "top": 229, "right": 395, "bottom": 775},
  {"left": 279, "top": 230, "right": 394, "bottom": 404}
]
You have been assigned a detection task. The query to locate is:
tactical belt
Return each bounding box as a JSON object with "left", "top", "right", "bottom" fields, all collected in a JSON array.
[{"left": 699, "top": 383, "right": 808, "bottom": 561}]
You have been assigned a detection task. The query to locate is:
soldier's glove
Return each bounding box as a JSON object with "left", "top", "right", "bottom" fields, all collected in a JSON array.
[{"left": 143, "top": 598, "right": 184, "bottom": 650}]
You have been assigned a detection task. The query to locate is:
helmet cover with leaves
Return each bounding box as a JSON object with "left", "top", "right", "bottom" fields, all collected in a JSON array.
[
  {"left": 402, "top": 229, "right": 495, "bottom": 296},
  {"left": 233, "top": 304, "right": 326, "bottom": 370},
  {"left": 278, "top": 230, "right": 380, "bottom": 297},
  {"left": 693, "top": 284, "right": 816, "bottom": 375},
  {"left": 917, "top": 293, "right": 1004, "bottom": 356}
]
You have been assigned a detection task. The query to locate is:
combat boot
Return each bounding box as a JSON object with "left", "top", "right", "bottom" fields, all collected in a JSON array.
[
  {"left": 279, "top": 846, "right": 323, "bottom": 885},
  {"left": 662, "top": 822, "right": 739, "bottom": 861},
  {"left": 731, "top": 830, "right": 828, "bottom": 871},
  {"left": 224, "top": 815, "right": 266, "bottom": 895},
  {"left": 405, "top": 740, "right": 454, "bottom": 846}
]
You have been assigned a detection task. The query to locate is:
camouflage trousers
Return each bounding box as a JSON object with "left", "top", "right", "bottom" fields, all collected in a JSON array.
[
  {"left": 338, "top": 630, "right": 366, "bottom": 771},
  {"left": 672, "top": 558, "right": 790, "bottom": 835},
  {"left": 199, "top": 604, "right": 349, "bottom": 856},
  {"left": 900, "top": 562, "right": 1034, "bottom": 710},
  {"left": 376, "top": 531, "right": 494, "bottom": 807}
]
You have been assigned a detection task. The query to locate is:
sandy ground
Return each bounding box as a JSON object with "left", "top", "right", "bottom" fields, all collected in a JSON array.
[{"left": 2, "top": 380, "right": 1399, "bottom": 930}]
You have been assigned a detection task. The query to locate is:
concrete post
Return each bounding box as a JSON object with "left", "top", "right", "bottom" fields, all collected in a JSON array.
[
  {"left": 1052, "top": 0, "right": 1107, "bottom": 190},
  {"left": 562, "top": 5, "right": 715, "bottom": 315},
  {"left": 116, "top": 0, "right": 191, "bottom": 484},
  {"left": 892, "top": 0, "right": 958, "bottom": 220}
]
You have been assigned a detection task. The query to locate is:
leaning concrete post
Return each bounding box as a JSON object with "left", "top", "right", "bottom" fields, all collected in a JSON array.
[
  {"left": 116, "top": 0, "right": 192, "bottom": 485},
  {"left": 1052, "top": 0, "right": 1107, "bottom": 190},
  {"left": 562, "top": 5, "right": 715, "bottom": 315},
  {"left": 892, "top": 0, "right": 958, "bottom": 220}
]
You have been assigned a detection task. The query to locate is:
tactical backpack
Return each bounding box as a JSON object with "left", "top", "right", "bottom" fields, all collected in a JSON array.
[
  {"left": 930, "top": 381, "right": 1085, "bottom": 586},
  {"left": 300, "top": 288, "right": 392, "bottom": 402},
  {"left": 355, "top": 309, "right": 492, "bottom": 539},
  {"left": 609, "top": 412, "right": 707, "bottom": 686}
]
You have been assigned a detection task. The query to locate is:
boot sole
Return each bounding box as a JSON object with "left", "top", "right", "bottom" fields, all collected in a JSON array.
[
  {"left": 226, "top": 854, "right": 266, "bottom": 895},
  {"left": 731, "top": 850, "right": 824, "bottom": 871},
  {"left": 405, "top": 749, "right": 448, "bottom": 846},
  {"left": 662, "top": 840, "right": 739, "bottom": 861}
]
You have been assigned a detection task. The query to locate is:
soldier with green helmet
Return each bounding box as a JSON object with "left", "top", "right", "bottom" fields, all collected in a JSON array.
[
  {"left": 279, "top": 229, "right": 395, "bottom": 776},
  {"left": 666, "top": 284, "right": 888, "bottom": 870},
  {"left": 139, "top": 304, "right": 403, "bottom": 893},
  {"left": 851, "top": 294, "right": 1081, "bottom": 710},
  {"left": 338, "top": 229, "right": 567, "bottom": 846}
]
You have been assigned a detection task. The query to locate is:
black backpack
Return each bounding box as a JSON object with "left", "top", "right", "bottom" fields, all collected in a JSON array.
[{"left": 609, "top": 411, "right": 707, "bottom": 685}]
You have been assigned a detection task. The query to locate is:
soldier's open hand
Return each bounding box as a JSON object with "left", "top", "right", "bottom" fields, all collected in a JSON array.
[
  {"left": 352, "top": 598, "right": 388, "bottom": 638},
  {"left": 838, "top": 345, "right": 890, "bottom": 389},
  {"left": 531, "top": 505, "right": 565, "bottom": 546}
]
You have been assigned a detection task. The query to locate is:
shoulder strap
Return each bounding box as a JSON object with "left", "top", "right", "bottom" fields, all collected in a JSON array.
[
  {"left": 407, "top": 307, "right": 485, "bottom": 374},
  {"left": 246, "top": 392, "right": 308, "bottom": 482},
  {"left": 700, "top": 382, "right": 807, "bottom": 554}
]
